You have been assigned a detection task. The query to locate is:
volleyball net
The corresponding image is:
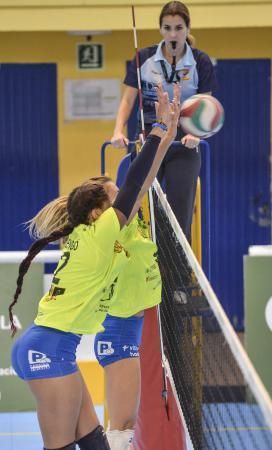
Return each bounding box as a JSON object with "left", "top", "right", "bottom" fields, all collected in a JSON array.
[{"left": 151, "top": 178, "right": 272, "bottom": 449}]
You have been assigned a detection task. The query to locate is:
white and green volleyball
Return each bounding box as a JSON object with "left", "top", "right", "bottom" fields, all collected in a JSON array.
[{"left": 180, "top": 94, "right": 224, "bottom": 138}]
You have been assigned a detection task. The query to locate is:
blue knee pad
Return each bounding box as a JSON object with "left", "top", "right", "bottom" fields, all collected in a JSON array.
[
  {"left": 11, "top": 324, "right": 81, "bottom": 380},
  {"left": 94, "top": 315, "right": 144, "bottom": 368}
]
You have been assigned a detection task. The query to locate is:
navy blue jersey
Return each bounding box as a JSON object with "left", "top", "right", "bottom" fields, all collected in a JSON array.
[{"left": 124, "top": 41, "right": 216, "bottom": 124}]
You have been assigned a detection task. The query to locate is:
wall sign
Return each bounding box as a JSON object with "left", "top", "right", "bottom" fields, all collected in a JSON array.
[
  {"left": 77, "top": 44, "right": 103, "bottom": 70},
  {"left": 64, "top": 78, "right": 120, "bottom": 120}
]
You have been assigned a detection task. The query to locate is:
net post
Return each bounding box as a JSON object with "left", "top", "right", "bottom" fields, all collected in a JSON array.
[{"left": 152, "top": 176, "right": 272, "bottom": 443}]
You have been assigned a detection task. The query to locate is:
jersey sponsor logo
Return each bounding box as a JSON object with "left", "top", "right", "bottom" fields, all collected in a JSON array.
[
  {"left": 146, "top": 274, "right": 159, "bottom": 283},
  {"left": 100, "top": 277, "right": 118, "bottom": 305},
  {"left": 114, "top": 240, "right": 126, "bottom": 254},
  {"left": 151, "top": 70, "right": 162, "bottom": 76},
  {"left": 65, "top": 238, "right": 79, "bottom": 251},
  {"left": 0, "top": 314, "right": 22, "bottom": 331},
  {"left": 97, "top": 341, "right": 114, "bottom": 356},
  {"left": 28, "top": 350, "right": 51, "bottom": 372},
  {"left": 96, "top": 304, "right": 110, "bottom": 313},
  {"left": 137, "top": 217, "right": 150, "bottom": 239},
  {"left": 180, "top": 68, "right": 190, "bottom": 80},
  {"left": 146, "top": 262, "right": 160, "bottom": 283}
]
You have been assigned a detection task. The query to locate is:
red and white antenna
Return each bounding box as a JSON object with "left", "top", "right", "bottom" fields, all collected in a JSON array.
[{"left": 131, "top": 6, "right": 145, "bottom": 143}]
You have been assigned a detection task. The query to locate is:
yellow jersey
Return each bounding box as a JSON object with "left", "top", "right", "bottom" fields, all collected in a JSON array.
[
  {"left": 35, "top": 207, "right": 129, "bottom": 334},
  {"left": 108, "top": 215, "right": 161, "bottom": 317}
]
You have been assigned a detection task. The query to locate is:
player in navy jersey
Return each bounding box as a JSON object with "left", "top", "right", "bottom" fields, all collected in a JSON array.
[{"left": 112, "top": 1, "right": 216, "bottom": 242}]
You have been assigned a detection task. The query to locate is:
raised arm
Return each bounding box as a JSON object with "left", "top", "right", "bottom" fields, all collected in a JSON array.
[{"left": 113, "top": 84, "right": 181, "bottom": 228}]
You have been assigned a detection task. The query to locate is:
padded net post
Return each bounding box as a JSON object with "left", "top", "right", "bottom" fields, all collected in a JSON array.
[{"left": 133, "top": 306, "right": 185, "bottom": 450}]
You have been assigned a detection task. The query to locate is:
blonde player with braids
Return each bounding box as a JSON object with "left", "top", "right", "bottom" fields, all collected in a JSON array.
[
  {"left": 9, "top": 85, "right": 181, "bottom": 450},
  {"left": 28, "top": 176, "right": 161, "bottom": 450}
]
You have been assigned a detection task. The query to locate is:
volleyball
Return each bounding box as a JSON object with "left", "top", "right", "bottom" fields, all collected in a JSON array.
[{"left": 179, "top": 94, "right": 224, "bottom": 138}]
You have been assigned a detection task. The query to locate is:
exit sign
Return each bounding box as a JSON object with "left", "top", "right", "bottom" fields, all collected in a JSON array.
[{"left": 77, "top": 44, "right": 103, "bottom": 70}]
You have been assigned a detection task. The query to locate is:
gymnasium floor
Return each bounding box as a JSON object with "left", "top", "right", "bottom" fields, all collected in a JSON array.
[
  {"left": 0, "top": 407, "right": 104, "bottom": 450},
  {"left": 203, "top": 403, "right": 272, "bottom": 449},
  {"left": 2, "top": 404, "right": 271, "bottom": 449}
]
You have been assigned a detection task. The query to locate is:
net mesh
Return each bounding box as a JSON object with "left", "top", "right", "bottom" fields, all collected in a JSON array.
[{"left": 151, "top": 179, "right": 272, "bottom": 450}]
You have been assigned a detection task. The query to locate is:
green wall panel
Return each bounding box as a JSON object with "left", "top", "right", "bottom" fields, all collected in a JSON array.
[
  {"left": 0, "top": 263, "right": 43, "bottom": 412},
  {"left": 244, "top": 255, "right": 272, "bottom": 396}
]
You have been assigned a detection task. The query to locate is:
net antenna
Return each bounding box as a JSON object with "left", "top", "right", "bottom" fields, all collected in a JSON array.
[
  {"left": 130, "top": 5, "right": 170, "bottom": 417},
  {"left": 131, "top": 6, "right": 145, "bottom": 144}
]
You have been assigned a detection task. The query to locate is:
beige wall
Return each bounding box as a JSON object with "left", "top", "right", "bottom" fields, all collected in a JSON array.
[
  {"left": 0, "top": 1, "right": 272, "bottom": 31},
  {"left": 1, "top": 1, "right": 272, "bottom": 193},
  {"left": 0, "top": 26, "right": 271, "bottom": 193}
]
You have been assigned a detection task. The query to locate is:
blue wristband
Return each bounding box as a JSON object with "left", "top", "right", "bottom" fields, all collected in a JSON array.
[{"left": 152, "top": 122, "right": 168, "bottom": 132}]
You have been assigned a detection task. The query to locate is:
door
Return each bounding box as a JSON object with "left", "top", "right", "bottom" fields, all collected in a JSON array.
[
  {"left": 0, "top": 64, "right": 58, "bottom": 250},
  {"left": 206, "top": 59, "right": 271, "bottom": 329}
]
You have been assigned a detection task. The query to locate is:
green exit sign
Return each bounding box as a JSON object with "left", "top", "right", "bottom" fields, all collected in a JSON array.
[{"left": 77, "top": 44, "right": 103, "bottom": 70}]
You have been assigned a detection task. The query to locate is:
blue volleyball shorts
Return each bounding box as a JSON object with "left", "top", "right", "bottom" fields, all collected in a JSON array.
[
  {"left": 94, "top": 314, "right": 144, "bottom": 368},
  {"left": 11, "top": 324, "right": 81, "bottom": 380}
]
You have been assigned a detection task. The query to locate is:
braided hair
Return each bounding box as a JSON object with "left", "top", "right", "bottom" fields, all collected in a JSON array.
[
  {"left": 27, "top": 177, "right": 112, "bottom": 240},
  {"left": 9, "top": 182, "right": 109, "bottom": 336}
]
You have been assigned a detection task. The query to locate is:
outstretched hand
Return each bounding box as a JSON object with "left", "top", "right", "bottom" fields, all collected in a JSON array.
[{"left": 155, "top": 83, "right": 181, "bottom": 141}]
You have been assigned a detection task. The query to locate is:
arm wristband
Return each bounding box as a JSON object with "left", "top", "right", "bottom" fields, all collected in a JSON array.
[
  {"left": 151, "top": 122, "right": 168, "bottom": 132},
  {"left": 113, "top": 134, "right": 161, "bottom": 219}
]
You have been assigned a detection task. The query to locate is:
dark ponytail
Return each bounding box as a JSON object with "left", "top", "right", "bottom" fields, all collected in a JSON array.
[
  {"left": 9, "top": 182, "right": 109, "bottom": 336},
  {"left": 9, "top": 225, "right": 73, "bottom": 336}
]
